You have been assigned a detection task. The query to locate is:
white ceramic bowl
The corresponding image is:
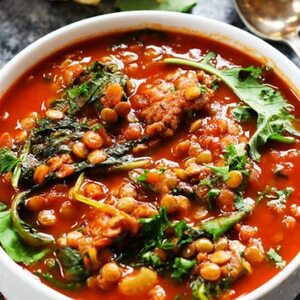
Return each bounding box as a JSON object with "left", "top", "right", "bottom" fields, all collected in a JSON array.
[{"left": 1, "top": 11, "right": 300, "bottom": 300}]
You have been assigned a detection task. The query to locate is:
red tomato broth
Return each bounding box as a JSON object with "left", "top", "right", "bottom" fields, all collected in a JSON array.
[{"left": 0, "top": 29, "right": 300, "bottom": 300}]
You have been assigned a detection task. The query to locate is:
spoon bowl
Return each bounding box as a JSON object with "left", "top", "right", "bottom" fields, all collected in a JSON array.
[{"left": 235, "top": 0, "right": 300, "bottom": 58}]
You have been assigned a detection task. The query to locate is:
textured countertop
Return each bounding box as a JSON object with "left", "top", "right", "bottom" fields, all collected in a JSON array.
[{"left": 0, "top": 0, "right": 300, "bottom": 299}]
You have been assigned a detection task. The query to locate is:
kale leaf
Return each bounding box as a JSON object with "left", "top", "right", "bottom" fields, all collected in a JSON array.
[
  {"left": 164, "top": 55, "right": 300, "bottom": 161},
  {"left": 35, "top": 271, "right": 83, "bottom": 290},
  {"left": 0, "top": 210, "right": 49, "bottom": 265},
  {"left": 118, "top": 208, "right": 204, "bottom": 280},
  {"left": 57, "top": 247, "right": 90, "bottom": 282},
  {"left": 52, "top": 61, "right": 127, "bottom": 115},
  {"left": 0, "top": 148, "right": 20, "bottom": 174},
  {"left": 139, "top": 207, "right": 174, "bottom": 251}
]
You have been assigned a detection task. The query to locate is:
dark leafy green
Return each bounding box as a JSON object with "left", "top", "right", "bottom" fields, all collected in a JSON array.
[
  {"left": 57, "top": 247, "right": 90, "bottom": 282},
  {"left": 11, "top": 191, "right": 54, "bottom": 246},
  {"left": 139, "top": 207, "right": 174, "bottom": 252},
  {"left": 202, "top": 211, "right": 246, "bottom": 240},
  {"left": 171, "top": 257, "right": 196, "bottom": 280},
  {"left": 52, "top": 61, "right": 127, "bottom": 115},
  {"left": 115, "top": 0, "right": 197, "bottom": 12},
  {"left": 117, "top": 208, "right": 204, "bottom": 280},
  {"left": 0, "top": 148, "right": 20, "bottom": 174},
  {"left": 19, "top": 138, "right": 148, "bottom": 188},
  {"left": 164, "top": 55, "right": 300, "bottom": 161},
  {"left": 35, "top": 271, "right": 83, "bottom": 290},
  {"left": 191, "top": 278, "right": 232, "bottom": 300},
  {"left": 0, "top": 210, "right": 49, "bottom": 265}
]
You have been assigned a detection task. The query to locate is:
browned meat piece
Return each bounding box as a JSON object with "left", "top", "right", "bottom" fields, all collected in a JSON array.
[
  {"left": 141, "top": 91, "right": 186, "bottom": 137},
  {"left": 138, "top": 69, "right": 215, "bottom": 137}
]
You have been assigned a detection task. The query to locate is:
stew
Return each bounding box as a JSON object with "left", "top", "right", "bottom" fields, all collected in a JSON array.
[{"left": 1, "top": 29, "right": 300, "bottom": 300}]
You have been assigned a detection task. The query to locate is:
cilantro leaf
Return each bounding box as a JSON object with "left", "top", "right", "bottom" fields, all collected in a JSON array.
[
  {"left": 115, "top": 0, "right": 197, "bottom": 12},
  {"left": 164, "top": 55, "right": 300, "bottom": 161},
  {"left": 137, "top": 169, "right": 150, "bottom": 182},
  {"left": 267, "top": 247, "right": 286, "bottom": 269},
  {"left": 0, "top": 148, "right": 21, "bottom": 174},
  {"left": 208, "top": 188, "right": 220, "bottom": 200},
  {"left": 231, "top": 105, "right": 254, "bottom": 122},
  {"left": 224, "top": 143, "right": 247, "bottom": 171},
  {"left": 174, "top": 220, "right": 203, "bottom": 248},
  {"left": 139, "top": 207, "right": 173, "bottom": 251},
  {"left": 139, "top": 251, "right": 163, "bottom": 268},
  {"left": 205, "top": 165, "right": 230, "bottom": 181},
  {"left": 234, "top": 193, "right": 254, "bottom": 213},
  {"left": 257, "top": 186, "right": 293, "bottom": 210},
  {"left": 171, "top": 257, "right": 196, "bottom": 280}
]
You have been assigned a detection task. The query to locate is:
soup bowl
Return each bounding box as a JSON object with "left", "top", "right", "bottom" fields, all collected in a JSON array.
[{"left": 0, "top": 11, "right": 300, "bottom": 300}]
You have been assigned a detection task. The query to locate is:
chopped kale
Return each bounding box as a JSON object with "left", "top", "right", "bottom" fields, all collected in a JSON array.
[
  {"left": 171, "top": 257, "right": 196, "bottom": 280},
  {"left": 35, "top": 271, "right": 83, "bottom": 290},
  {"left": 0, "top": 148, "right": 20, "bottom": 174},
  {"left": 191, "top": 278, "right": 233, "bottom": 300},
  {"left": 57, "top": 247, "right": 90, "bottom": 282},
  {"left": 117, "top": 208, "right": 205, "bottom": 280},
  {"left": 52, "top": 61, "right": 128, "bottom": 115},
  {"left": 0, "top": 210, "right": 49, "bottom": 265}
]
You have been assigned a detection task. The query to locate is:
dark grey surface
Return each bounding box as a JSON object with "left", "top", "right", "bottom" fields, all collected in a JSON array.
[
  {"left": 0, "top": 1, "right": 300, "bottom": 300},
  {"left": 0, "top": 0, "right": 299, "bottom": 68}
]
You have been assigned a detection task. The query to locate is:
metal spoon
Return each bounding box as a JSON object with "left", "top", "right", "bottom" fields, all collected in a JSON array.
[{"left": 235, "top": 0, "right": 300, "bottom": 59}]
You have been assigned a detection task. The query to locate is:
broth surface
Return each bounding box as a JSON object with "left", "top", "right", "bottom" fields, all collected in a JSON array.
[{"left": 1, "top": 30, "right": 300, "bottom": 300}]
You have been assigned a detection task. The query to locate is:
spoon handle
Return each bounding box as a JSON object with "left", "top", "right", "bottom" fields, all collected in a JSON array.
[{"left": 285, "top": 34, "right": 300, "bottom": 60}]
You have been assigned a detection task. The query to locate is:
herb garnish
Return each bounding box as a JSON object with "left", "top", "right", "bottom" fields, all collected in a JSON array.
[
  {"left": 164, "top": 54, "right": 300, "bottom": 161},
  {"left": 171, "top": 257, "right": 196, "bottom": 280},
  {"left": 267, "top": 246, "right": 286, "bottom": 269},
  {"left": 257, "top": 186, "right": 293, "bottom": 210}
]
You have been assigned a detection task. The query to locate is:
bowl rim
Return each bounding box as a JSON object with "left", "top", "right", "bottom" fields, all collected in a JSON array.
[{"left": 0, "top": 10, "right": 300, "bottom": 300}]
